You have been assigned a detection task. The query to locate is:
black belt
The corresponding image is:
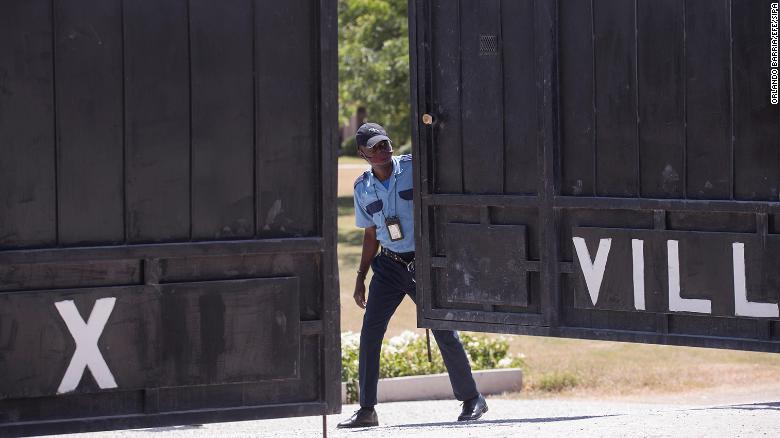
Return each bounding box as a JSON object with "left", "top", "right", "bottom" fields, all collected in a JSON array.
[{"left": 381, "top": 247, "right": 415, "bottom": 273}]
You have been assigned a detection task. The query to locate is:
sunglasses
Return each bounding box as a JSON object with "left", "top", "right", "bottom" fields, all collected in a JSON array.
[{"left": 362, "top": 140, "right": 392, "bottom": 157}]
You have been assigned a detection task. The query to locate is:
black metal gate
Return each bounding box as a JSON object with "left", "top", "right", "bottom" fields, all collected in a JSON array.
[
  {"left": 0, "top": 0, "right": 339, "bottom": 436},
  {"left": 410, "top": 0, "right": 780, "bottom": 352}
]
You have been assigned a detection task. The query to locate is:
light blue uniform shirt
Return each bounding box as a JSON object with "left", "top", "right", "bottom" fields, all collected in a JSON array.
[{"left": 353, "top": 154, "right": 415, "bottom": 253}]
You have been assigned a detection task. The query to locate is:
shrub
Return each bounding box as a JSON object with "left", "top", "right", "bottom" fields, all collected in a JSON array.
[
  {"left": 341, "top": 330, "right": 525, "bottom": 403},
  {"left": 341, "top": 332, "right": 361, "bottom": 403},
  {"left": 340, "top": 136, "right": 358, "bottom": 157},
  {"left": 396, "top": 142, "right": 412, "bottom": 156}
]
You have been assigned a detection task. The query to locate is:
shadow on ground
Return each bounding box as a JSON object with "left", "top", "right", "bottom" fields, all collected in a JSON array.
[
  {"left": 340, "top": 414, "right": 621, "bottom": 433},
  {"left": 706, "top": 401, "right": 780, "bottom": 412},
  {"left": 134, "top": 425, "right": 204, "bottom": 433}
]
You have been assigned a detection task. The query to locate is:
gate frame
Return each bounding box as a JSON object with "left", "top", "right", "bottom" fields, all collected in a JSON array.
[
  {"left": 0, "top": 0, "right": 340, "bottom": 435},
  {"left": 408, "top": 0, "right": 780, "bottom": 353}
]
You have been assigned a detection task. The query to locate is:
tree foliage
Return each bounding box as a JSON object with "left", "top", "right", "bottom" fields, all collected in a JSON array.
[{"left": 339, "top": 0, "right": 410, "bottom": 146}]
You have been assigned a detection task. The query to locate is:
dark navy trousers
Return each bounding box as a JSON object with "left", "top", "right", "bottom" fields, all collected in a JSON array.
[{"left": 358, "top": 252, "right": 479, "bottom": 408}]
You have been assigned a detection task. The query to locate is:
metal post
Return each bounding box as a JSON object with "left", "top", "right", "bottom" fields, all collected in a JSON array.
[{"left": 426, "top": 329, "right": 432, "bottom": 362}]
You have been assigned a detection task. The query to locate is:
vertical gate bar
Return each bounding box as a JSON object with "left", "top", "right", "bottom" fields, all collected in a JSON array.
[
  {"left": 322, "top": 414, "right": 327, "bottom": 438},
  {"left": 682, "top": 0, "right": 688, "bottom": 199},
  {"left": 480, "top": 206, "right": 494, "bottom": 312},
  {"left": 756, "top": 213, "right": 771, "bottom": 340},
  {"left": 590, "top": 0, "right": 598, "bottom": 196},
  {"left": 653, "top": 210, "right": 670, "bottom": 334},
  {"left": 728, "top": 0, "right": 735, "bottom": 200},
  {"left": 458, "top": 0, "right": 465, "bottom": 195},
  {"left": 51, "top": 0, "right": 60, "bottom": 246},
  {"left": 319, "top": 0, "right": 341, "bottom": 414},
  {"left": 420, "top": 204, "right": 435, "bottom": 319},
  {"left": 425, "top": 0, "right": 437, "bottom": 194},
  {"left": 633, "top": 0, "right": 641, "bottom": 197},
  {"left": 499, "top": 0, "right": 506, "bottom": 195},
  {"left": 757, "top": 212, "right": 768, "bottom": 236},
  {"left": 121, "top": 0, "right": 128, "bottom": 244},
  {"left": 143, "top": 258, "right": 161, "bottom": 285},
  {"left": 653, "top": 209, "right": 666, "bottom": 230},
  {"left": 424, "top": 0, "right": 435, "bottom": 319},
  {"left": 251, "top": 0, "right": 257, "bottom": 237},
  {"left": 537, "top": 0, "right": 560, "bottom": 329},
  {"left": 186, "top": 0, "right": 193, "bottom": 241},
  {"left": 413, "top": 0, "right": 436, "bottom": 322},
  {"left": 656, "top": 314, "right": 670, "bottom": 335},
  {"left": 426, "top": 329, "right": 433, "bottom": 362}
]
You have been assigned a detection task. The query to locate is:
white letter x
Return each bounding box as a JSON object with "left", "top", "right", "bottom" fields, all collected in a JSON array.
[{"left": 55, "top": 297, "right": 118, "bottom": 394}]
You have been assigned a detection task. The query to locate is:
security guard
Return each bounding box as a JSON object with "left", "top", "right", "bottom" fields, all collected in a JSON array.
[{"left": 337, "top": 123, "right": 488, "bottom": 428}]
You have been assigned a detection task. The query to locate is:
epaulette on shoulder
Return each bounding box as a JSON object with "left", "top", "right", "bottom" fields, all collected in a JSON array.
[
  {"left": 399, "top": 154, "right": 412, "bottom": 162},
  {"left": 354, "top": 170, "right": 370, "bottom": 188}
]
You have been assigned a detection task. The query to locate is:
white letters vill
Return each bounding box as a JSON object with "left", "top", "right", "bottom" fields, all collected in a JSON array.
[{"left": 572, "top": 237, "right": 779, "bottom": 317}]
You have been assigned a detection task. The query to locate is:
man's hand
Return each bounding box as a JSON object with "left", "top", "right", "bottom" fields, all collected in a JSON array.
[
  {"left": 353, "top": 279, "right": 367, "bottom": 309},
  {"left": 352, "top": 226, "right": 378, "bottom": 310}
]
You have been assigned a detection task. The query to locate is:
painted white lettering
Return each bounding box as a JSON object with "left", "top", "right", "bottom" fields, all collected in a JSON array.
[
  {"left": 667, "top": 240, "right": 711, "bottom": 314},
  {"left": 573, "top": 237, "right": 611, "bottom": 306},
  {"left": 732, "top": 242, "right": 779, "bottom": 318},
  {"left": 632, "top": 239, "right": 646, "bottom": 311},
  {"left": 55, "top": 297, "right": 118, "bottom": 394}
]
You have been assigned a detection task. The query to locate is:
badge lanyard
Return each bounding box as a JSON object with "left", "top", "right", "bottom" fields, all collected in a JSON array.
[{"left": 372, "top": 174, "right": 404, "bottom": 242}]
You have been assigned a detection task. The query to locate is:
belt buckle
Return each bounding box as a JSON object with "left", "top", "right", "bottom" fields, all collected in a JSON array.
[
  {"left": 384, "top": 248, "right": 414, "bottom": 274},
  {"left": 384, "top": 248, "right": 400, "bottom": 262}
]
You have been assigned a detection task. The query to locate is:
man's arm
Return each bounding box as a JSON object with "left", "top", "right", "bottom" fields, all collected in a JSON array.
[{"left": 354, "top": 226, "right": 379, "bottom": 309}]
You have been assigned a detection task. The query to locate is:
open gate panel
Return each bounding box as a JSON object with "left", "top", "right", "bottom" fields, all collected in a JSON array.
[{"left": 411, "top": 0, "right": 780, "bottom": 352}]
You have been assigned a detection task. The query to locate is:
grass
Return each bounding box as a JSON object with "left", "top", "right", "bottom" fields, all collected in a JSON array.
[
  {"left": 506, "top": 332, "right": 780, "bottom": 398},
  {"left": 338, "top": 155, "right": 367, "bottom": 166},
  {"left": 534, "top": 372, "right": 580, "bottom": 393},
  {"left": 336, "top": 161, "right": 780, "bottom": 399}
]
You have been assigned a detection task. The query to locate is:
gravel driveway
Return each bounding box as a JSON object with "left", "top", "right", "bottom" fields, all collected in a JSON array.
[{"left": 51, "top": 393, "right": 780, "bottom": 438}]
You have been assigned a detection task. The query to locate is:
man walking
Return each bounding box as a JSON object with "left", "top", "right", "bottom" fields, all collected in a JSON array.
[{"left": 337, "top": 123, "right": 488, "bottom": 428}]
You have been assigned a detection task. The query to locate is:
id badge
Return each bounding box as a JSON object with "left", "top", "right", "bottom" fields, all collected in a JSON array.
[{"left": 385, "top": 216, "right": 404, "bottom": 241}]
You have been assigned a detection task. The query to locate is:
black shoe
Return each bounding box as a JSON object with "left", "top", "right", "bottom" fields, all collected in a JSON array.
[
  {"left": 458, "top": 394, "right": 488, "bottom": 421},
  {"left": 337, "top": 407, "right": 379, "bottom": 428}
]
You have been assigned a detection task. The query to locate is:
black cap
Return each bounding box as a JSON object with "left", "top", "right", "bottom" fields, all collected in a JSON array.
[{"left": 356, "top": 122, "right": 391, "bottom": 149}]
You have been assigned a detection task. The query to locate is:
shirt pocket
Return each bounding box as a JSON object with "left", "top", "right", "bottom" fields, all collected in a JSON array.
[
  {"left": 399, "top": 188, "right": 413, "bottom": 201},
  {"left": 365, "top": 199, "right": 383, "bottom": 215}
]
